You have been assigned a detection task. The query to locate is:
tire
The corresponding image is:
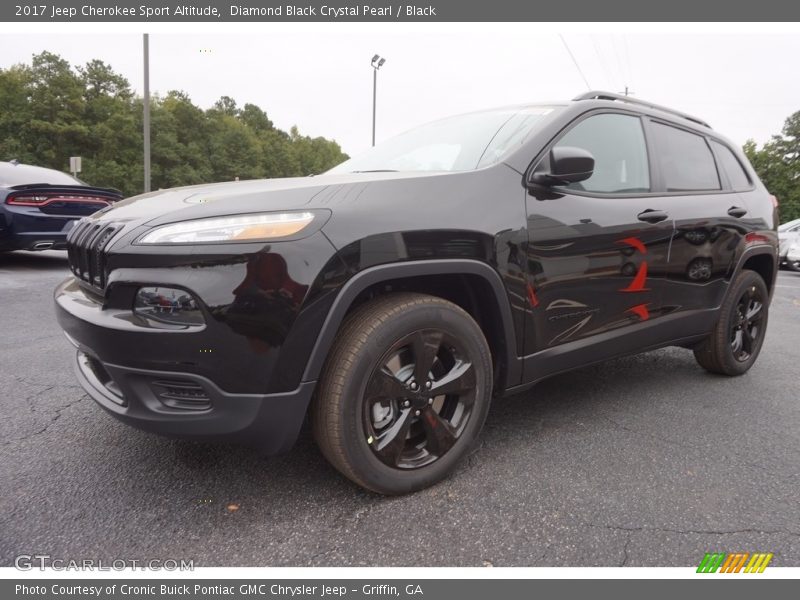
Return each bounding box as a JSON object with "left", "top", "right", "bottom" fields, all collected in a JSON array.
[
  {"left": 311, "top": 292, "right": 493, "bottom": 495},
  {"left": 788, "top": 259, "right": 800, "bottom": 273},
  {"left": 693, "top": 270, "right": 769, "bottom": 376}
]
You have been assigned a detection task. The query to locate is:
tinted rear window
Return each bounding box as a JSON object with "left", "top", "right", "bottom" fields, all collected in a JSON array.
[
  {"left": 650, "top": 123, "right": 720, "bottom": 192},
  {"left": 0, "top": 162, "right": 81, "bottom": 187},
  {"left": 711, "top": 140, "right": 751, "bottom": 191}
]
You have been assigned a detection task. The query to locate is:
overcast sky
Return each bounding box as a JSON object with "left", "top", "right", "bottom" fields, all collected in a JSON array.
[{"left": 1, "top": 31, "right": 798, "bottom": 158}]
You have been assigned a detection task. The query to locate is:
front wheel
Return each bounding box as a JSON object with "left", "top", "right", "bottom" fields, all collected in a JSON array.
[
  {"left": 311, "top": 293, "right": 493, "bottom": 495},
  {"left": 693, "top": 270, "right": 770, "bottom": 376}
]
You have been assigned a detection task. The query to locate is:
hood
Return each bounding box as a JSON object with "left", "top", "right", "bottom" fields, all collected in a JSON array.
[{"left": 92, "top": 171, "right": 449, "bottom": 229}]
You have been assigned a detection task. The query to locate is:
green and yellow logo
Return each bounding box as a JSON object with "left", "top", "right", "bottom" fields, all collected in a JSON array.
[{"left": 697, "top": 552, "right": 773, "bottom": 573}]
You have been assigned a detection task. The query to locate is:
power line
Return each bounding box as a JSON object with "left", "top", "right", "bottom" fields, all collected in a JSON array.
[
  {"left": 559, "top": 34, "right": 591, "bottom": 90},
  {"left": 622, "top": 34, "right": 634, "bottom": 88},
  {"left": 610, "top": 35, "right": 627, "bottom": 93},
  {"left": 590, "top": 35, "right": 618, "bottom": 91},
  {"left": 143, "top": 33, "right": 150, "bottom": 194}
]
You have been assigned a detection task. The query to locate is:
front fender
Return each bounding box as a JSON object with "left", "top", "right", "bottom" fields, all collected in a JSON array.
[{"left": 299, "top": 259, "right": 522, "bottom": 389}]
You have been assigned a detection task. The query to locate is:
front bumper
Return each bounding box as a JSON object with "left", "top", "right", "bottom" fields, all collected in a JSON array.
[
  {"left": 70, "top": 347, "right": 315, "bottom": 453},
  {"left": 55, "top": 278, "right": 317, "bottom": 454}
]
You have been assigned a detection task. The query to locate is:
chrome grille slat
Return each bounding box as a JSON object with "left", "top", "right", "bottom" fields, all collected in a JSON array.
[
  {"left": 67, "top": 219, "right": 92, "bottom": 277},
  {"left": 84, "top": 224, "right": 108, "bottom": 284},
  {"left": 75, "top": 222, "right": 99, "bottom": 280},
  {"left": 66, "top": 220, "right": 119, "bottom": 290},
  {"left": 92, "top": 227, "right": 117, "bottom": 287}
]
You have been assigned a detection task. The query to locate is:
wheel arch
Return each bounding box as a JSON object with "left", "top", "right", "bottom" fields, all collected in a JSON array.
[
  {"left": 733, "top": 245, "right": 778, "bottom": 297},
  {"left": 301, "top": 259, "right": 521, "bottom": 393}
]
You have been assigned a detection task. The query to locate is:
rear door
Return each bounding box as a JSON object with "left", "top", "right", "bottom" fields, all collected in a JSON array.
[
  {"left": 645, "top": 120, "right": 748, "bottom": 314},
  {"left": 523, "top": 111, "right": 673, "bottom": 365}
]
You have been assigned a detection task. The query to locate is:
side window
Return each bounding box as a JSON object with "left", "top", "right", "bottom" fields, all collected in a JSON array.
[
  {"left": 650, "top": 122, "right": 720, "bottom": 192},
  {"left": 554, "top": 113, "right": 650, "bottom": 194},
  {"left": 711, "top": 140, "right": 752, "bottom": 191}
]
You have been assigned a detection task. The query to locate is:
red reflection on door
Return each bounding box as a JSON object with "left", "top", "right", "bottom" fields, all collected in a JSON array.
[{"left": 626, "top": 303, "right": 650, "bottom": 321}]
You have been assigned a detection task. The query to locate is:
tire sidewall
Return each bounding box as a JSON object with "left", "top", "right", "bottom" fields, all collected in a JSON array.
[
  {"left": 336, "top": 301, "right": 492, "bottom": 495},
  {"left": 717, "top": 271, "right": 770, "bottom": 375}
]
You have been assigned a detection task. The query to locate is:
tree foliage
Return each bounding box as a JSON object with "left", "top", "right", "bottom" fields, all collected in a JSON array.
[
  {"left": 744, "top": 111, "right": 800, "bottom": 224},
  {"left": 0, "top": 52, "right": 348, "bottom": 197}
]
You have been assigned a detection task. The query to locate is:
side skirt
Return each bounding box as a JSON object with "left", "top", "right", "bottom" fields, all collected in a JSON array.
[{"left": 504, "top": 308, "right": 718, "bottom": 396}]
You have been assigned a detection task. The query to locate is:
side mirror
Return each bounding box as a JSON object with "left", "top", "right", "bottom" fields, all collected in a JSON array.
[{"left": 529, "top": 146, "right": 595, "bottom": 187}]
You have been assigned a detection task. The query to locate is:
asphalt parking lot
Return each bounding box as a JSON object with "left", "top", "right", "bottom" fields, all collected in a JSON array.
[{"left": 1, "top": 250, "right": 798, "bottom": 568}]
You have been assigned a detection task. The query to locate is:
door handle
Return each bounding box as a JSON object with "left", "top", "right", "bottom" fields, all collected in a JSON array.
[
  {"left": 637, "top": 209, "right": 669, "bottom": 224},
  {"left": 727, "top": 206, "right": 748, "bottom": 218}
]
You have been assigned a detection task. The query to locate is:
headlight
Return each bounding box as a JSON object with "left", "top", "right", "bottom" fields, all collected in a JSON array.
[{"left": 136, "top": 212, "right": 316, "bottom": 244}]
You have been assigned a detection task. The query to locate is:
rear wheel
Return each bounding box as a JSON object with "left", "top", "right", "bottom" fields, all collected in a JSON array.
[
  {"left": 693, "top": 270, "right": 769, "bottom": 376},
  {"left": 788, "top": 258, "right": 800, "bottom": 273},
  {"left": 311, "top": 293, "right": 493, "bottom": 495}
]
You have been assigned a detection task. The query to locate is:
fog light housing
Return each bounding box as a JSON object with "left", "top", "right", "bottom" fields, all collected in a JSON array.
[{"left": 133, "top": 287, "right": 204, "bottom": 328}]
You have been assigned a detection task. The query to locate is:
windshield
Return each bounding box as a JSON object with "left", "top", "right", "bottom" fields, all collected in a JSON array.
[
  {"left": 778, "top": 219, "right": 800, "bottom": 232},
  {"left": 328, "top": 106, "right": 558, "bottom": 174},
  {"left": 0, "top": 162, "right": 82, "bottom": 187}
]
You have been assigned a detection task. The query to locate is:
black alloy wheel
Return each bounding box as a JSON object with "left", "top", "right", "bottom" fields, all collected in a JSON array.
[
  {"left": 362, "top": 329, "right": 477, "bottom": 470},
  {"left": 730, "top": 284, "right": 765, "bottom": 363},
  {"left": 311, "top": 293, "right": 493, "bottom": 495},
  {"left": 694, "top": 269, "right": 770, "bottom": 376}
]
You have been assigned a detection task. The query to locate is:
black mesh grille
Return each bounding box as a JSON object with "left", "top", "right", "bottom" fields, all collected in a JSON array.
[{"left": 66, "top": 220, "right": 118, "bottom": 289}]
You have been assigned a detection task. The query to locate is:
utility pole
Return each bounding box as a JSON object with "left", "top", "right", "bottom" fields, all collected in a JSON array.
[
  {"left": 371, "top": 54, "right": 386, "bottom": 147},
  {"left": 143, "top": 33, "right": 151, "bottom": 193}
]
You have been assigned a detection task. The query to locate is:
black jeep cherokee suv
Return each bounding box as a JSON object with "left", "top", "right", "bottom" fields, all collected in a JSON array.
[{"left": 55, "top": 91, "right": 778, "bottom": 494}]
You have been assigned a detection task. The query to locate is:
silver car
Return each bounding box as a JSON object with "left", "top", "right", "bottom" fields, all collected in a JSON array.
[{"left": 779, "top": 218, "right": 800, "bottom": 271}]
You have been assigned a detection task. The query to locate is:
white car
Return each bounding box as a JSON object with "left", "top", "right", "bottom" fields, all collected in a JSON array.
[
  {"left": 787, "top": 241, "right": 800, "bottom": 269},
  {"left": 779, "top": 218, "right": 800, "bottom": 271}
]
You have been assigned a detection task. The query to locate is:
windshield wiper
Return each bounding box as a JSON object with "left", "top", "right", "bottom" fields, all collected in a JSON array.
[{"left": 351, "top": 169, "right": 399, "bottom": 173}]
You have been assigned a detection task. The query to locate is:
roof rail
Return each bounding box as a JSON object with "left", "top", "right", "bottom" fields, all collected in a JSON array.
[{"left": 573, "top": 90, "right": 711, "bottom": 129}]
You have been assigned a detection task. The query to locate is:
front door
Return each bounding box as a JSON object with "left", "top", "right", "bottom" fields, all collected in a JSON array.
[{"left": 522, "top": 111, "right": 674, "bottom": 376}]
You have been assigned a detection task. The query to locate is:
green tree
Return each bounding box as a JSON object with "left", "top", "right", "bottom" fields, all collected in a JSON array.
[
  {"left": 0, "top": 65, "right": 34, "bottom": 162},
  {"left": 78, "top": 59, "right": 141, "bottom": 194},
  {"left": 211, "top": 95, "right": 239, "bottom": 117},
  {"left": 205, "top": 109, "right": 263, "bottom": 181},
  {"left": 239, "top": 103, "right": 274, "bottom": 133},
  {"left": 0, "top": 51, "right": 348, "bottom": 197},
  {"left": 149, "top": 91, "right": 213, "bottom": 189},
  {"left": 288, "top": 125, "right": 347, "bottom": 176},
  {"left": 744, "top": 110, "right": 800, "bottom": 224},
  {"left": 26, "top": 51, "right": 88, "bottom": 169}
]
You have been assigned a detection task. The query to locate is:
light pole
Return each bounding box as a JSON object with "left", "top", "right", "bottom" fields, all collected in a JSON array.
[
  {"left": 143, "top": 33, "right": 151, "bottom": 193},
  {"left": 371, "top": 54, "right": 386, "bottom": 147}
]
